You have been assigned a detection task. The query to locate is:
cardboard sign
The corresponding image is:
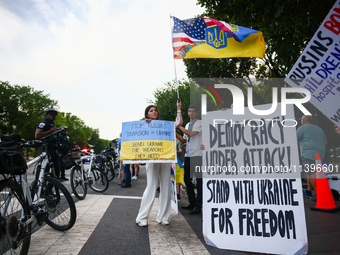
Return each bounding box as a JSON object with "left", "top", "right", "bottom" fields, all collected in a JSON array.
[
  {"left": 285, "top": 0, "right": 340, "bottom": 125},
  {"left": 201, "top": 104, "right": 308, "bottom": 255},
  {"left": 121, "top": 120, "right": 176, "bottom": 163}
]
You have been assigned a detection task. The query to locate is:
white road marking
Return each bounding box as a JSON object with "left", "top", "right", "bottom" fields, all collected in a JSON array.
[
  {"left": 148, "top": 199, "right": 210, "bottom": 255},
  {"left": 27, "top": 195, "right": 209, "bottom": 255},
  {"left": 110, "top": 195, "right": 142, "bottom": 200},
  {"left": 28, "top": 194, "right": 114, "bottom": 255}
]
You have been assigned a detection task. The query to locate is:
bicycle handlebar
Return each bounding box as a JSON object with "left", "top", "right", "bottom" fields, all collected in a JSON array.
[
  {"left": 20, "top": 127, "right": 68, "bottom": 148},
  {"left": 21, "top": 140, "right": 42, "bottom": 148},
  {"left": 40, "top": 127, "right": 67, "bottom": 142}
]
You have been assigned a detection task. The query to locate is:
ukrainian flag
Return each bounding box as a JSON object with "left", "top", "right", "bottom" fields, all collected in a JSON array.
[{"left": 172, "top": 16, "right": 265, "bottom": 59}]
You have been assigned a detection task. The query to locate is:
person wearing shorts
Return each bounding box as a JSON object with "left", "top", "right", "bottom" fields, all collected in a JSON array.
[{"left": 297, "top": 115, "right": 327, "bottom": 200}]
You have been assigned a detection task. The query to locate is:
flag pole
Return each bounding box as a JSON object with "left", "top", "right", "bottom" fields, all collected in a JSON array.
[
  {"left": 173, "top": 59, "right": 180, "bottom": 99},
  {"left": 170, "top": 15, "right": 180, "bottom": 99}
]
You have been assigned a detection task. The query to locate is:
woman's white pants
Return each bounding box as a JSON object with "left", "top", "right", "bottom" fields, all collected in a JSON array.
[{"left": 136, "top": 163, "right": 171, "bottom": 224}]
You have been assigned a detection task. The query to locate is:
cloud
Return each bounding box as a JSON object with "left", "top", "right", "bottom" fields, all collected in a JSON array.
[{"left": 0, "top": 0, "right": 205, "bottom": 139}]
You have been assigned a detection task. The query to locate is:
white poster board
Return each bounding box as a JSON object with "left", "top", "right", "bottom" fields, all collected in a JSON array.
[
  {"left": 285, "top": 0, "right": 340, "bottom": 125},
  {"left": 202, "top": 104, "right": 308, "bottom": 255}
]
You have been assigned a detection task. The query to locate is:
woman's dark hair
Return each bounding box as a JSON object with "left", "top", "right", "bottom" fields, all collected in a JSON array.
[{"left": 144, "top": 105, "right": 159, "bottom": 119}]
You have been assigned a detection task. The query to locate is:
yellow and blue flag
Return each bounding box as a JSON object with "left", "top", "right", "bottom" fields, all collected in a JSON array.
[
  {"left": 120, "top": 120, "right": 176, "bottom": 163},
  {"left": 172, "top": 16, "right": 265, "bottom": 59}
]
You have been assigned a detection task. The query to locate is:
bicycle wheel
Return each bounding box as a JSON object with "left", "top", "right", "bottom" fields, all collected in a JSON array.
[
  {"left": 114, "top": 160, "right": 120, "bottom": 176},
  {"left": 70, "top": 166, "right": 87, "bottom": 200},
  {"left": 88, "top": 167, "right": 109, "bottom": 193},
  {"left": 0, "top": 179, "right": 31, "bottom": 255},
  {"left": 42, "top": 176, "right": 76, "bottom": 231},
  {"left": 105, "top": 162, "right": 115, "bottom": 181}
]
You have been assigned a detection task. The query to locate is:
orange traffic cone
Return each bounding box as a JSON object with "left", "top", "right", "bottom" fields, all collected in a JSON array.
[{"left": 311, "top": 153, "right": 340, "bottom": 212}]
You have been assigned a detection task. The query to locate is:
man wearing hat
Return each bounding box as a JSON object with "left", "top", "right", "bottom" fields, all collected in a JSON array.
[{"left": 35, "top": 107, "right": 61, "bottom": 179}]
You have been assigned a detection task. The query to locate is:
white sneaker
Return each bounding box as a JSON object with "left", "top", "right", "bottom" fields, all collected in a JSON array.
[
  {"left": 136, "top": 221, "right": 147, "bottom": 227},
  {"left": 157, "top": 220, "right": 169, "bottom": 225},
  {"left": 132, "top": 176, "right": 137, "bottom": 180}
]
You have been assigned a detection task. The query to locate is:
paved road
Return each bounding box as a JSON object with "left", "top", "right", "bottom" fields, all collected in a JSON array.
[{"left": 24, "top": 164, "right": 340, "bottom": 255}]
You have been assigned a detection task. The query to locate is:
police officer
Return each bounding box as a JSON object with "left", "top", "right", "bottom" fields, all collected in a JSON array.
[
  {"left": 58, "top": 129, "right": 70, "bottom": 181},
  {"left": 35, "top": 107, "right": 61, "bottom": 179}
]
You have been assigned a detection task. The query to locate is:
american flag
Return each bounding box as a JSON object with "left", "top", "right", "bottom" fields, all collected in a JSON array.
[{"left": 172, "top": 16, "right": 239, "bottom": 59}]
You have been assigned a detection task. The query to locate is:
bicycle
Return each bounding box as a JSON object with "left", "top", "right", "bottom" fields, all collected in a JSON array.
[
  {"left": 98, "top": 146, "right": 117, "bottom": 181},
  {"left": 70, "top": 147, "right": 109, "bottom": 200},
  {"left": 0, "top": 129, "right": 77, "bottom": 254}
]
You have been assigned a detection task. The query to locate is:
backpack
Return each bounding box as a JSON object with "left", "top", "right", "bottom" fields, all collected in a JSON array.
[{"left": 0, "top": 135, "right": 27, "bottom": 175}]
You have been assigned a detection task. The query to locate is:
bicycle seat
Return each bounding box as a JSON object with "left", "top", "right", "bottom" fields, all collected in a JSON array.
[{"left": 0, "top": 134, "right": 21, "bottom": 142}]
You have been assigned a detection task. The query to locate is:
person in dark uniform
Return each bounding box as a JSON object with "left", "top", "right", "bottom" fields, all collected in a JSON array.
[
  {"left": 35, "top": 107, "right": 61, "bottom": 179},
  {"left": 58, "top": 129, "right": 70, "bottom": 181}
]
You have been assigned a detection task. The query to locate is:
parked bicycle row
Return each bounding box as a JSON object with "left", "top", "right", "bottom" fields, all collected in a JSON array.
[
  {"left": 0, "top": 129, "right": 77, "bottom": 254},
  {"left": 0, "top": 107, "right": 120, "bottom": 254}
]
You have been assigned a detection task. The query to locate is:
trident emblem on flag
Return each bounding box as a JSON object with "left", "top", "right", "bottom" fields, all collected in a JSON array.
[{"left": 206, "top": 27, "right": 227, "bottom": 49}]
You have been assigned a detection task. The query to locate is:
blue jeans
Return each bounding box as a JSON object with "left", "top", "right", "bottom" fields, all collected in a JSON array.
[
  {"left": 184, "top": 156, "right": 202, "bottom": 209},
  {"left": 123, "top": 164, "right": 131, "bottom": 184}
]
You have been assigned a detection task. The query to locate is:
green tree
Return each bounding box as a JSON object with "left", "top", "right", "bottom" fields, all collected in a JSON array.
[
  {"left": 183, "top": 0, "right": 340, "bottom": 152},
  {"left": 55, "top": 112, "right": 92, "bottom": 148},
  {"left": 183, "top": 0, "right": 336, "bottom": 106},
  {"left": 190, "top": 0, "right": 335, "bottom": 78},
  {"left": 55, "top": 112, "right": 110, "bottom": 153},
  {"left": 0, "top": 81, "right": 57, "bottom": 139},
  {"left": 94, "top": 138, "right": 111, "bottom": 153},
  {"left": 88, "top": 129, "right": 110, "bottom": 153},
  {"left": 149, "top": 80, "right": 206, "bottom": 124},
  {"left": 0, "top": 81, "right": 110, "bottom": 154}
]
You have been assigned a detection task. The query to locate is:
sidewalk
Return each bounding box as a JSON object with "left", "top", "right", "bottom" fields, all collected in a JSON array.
[
  {"left": 103, "top": 165, "right": 340, "bottom": 254},
  {"left": 304, "top": 198, "right": 340, "bottom": 253},
  {"left": 178, "top": 185, "right": 340, "bottom": 254},
  {"left": 25, "top": 164, "right": 340, "bottom": 254}
]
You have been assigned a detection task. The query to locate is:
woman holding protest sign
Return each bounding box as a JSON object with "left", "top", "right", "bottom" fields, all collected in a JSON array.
[{"left": 135, "top": 105, "right": 173, "bottom": 226}]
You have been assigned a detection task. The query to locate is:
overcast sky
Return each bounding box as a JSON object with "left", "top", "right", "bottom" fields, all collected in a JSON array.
[{"left": 0, "top": 0, "right": 205, "bottom": 140}]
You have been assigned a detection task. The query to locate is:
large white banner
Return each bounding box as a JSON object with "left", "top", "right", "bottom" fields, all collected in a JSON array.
[
  {"left": 202, "top": 104, "right": 308, "bottom": 255},
  {"left": 285, "top": 0, "right": 340, "bottom": 125}
]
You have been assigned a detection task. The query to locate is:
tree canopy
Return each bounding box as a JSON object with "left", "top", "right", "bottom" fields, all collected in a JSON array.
[
  {"left": 149, "top": 80, "right": 209, "bottom": 123},
  {"left": 181, "top": 0, "right": 340, "bottom": 150},
  {"left": 151, "top": 1, "right": 340, "bottom": 152},
  {"left": 0, "top": 81, "right": 110, "bottom": 153},
  {"left": 0, "top": 81, "right": 57, "bottom": 139},
  {"left": 186, "top": 0, "right": 336, "bottom": 78}
]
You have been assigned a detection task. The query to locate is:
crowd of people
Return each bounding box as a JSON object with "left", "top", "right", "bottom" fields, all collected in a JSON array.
[{"left": 36, "top": 102, "right": 340, "bottom": 227}]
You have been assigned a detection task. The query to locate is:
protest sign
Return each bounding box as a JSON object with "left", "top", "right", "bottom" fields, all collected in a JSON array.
[
  {"left": 285, "top": 0, "right": 340, "bottom": 125},
  {"left": 201, "top": 103, "right": 308, "bottom": 255},
  {"left": 121, "top": 120, "right": 176, "bottom": 164}
]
